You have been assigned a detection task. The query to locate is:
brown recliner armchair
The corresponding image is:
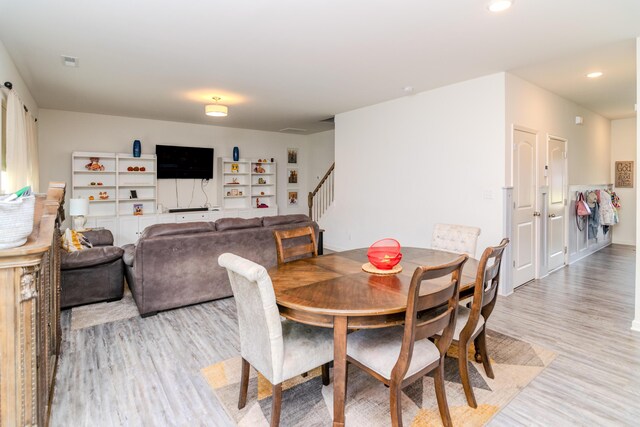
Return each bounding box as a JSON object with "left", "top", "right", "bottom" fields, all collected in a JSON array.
[{"left": 60, "top": 229, "right": 125, "bottom": 309}]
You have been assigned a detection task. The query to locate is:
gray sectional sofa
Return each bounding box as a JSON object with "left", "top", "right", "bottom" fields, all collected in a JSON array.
[{"left": 122, "top": 214, "right": 319, "bottom": 317}]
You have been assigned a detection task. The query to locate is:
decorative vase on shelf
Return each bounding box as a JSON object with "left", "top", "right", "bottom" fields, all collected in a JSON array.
[
  {"left": 233, "top": 146, "right": 239, "bottom": 161},
  {"left": 133, "top": 140, "right": 141, "bottom": 158}
]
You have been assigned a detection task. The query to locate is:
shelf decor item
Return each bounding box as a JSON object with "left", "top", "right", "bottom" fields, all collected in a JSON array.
[
  {"left": 133, "top": 140, "right": 141, "bottom": 158},
  {"left": 85, "top": 157, "right": 105, "bottom": 171},
  {"left": 366, "top": 238, "right": 402, "bottom": 271},
  {"left": 233, "top": 146, "right": 239, "bottom": 161},
  {"left": 133, "top": 203, "right": 143, "bottom": 216}
]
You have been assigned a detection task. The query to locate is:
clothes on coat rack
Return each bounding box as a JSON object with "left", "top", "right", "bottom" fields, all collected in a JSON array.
[{"left": 577, "top": 188, "right": 621, "bottom": 240}]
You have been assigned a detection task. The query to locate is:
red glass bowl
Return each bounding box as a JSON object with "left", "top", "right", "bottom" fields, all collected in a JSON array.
[{"left": 367, "top": 238, "right": 402, "bottom": 270}]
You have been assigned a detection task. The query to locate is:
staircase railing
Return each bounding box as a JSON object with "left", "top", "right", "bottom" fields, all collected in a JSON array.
[{"left": 308, "top": 162, "right": 335, "bottom": 221}]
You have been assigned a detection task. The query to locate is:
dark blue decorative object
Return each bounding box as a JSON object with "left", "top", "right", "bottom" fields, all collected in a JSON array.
[
  {"left": 133, "top": 140, "right": 141, "bottom": 158},
  {"left": 233, "top": 146, "right": 239, "bottom": 161}
]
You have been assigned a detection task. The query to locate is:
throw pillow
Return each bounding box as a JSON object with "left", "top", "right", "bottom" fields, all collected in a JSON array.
[{"left": 61, "top": 228, "right": 93, "bottom": 252}]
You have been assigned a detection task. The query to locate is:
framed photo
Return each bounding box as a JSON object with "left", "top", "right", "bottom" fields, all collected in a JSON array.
[
  {"left": 287, "top": 168, "right": 298, "bottom": 184},
  {"left": 615, "top": 161, "right": 634, "bottom": 188},
  {"left": 287, "top": 148, "right": 298, "bottom": 164},
  {"left": 133, "top": 203, "right": 143, "bottom": 216},
  {"left": 288, "top": 191, "right": 298, "bottom": 205},
  {"left": 130, "top": 190, "right": 138, "bottom": 199},
  {"left": 231, "top": 188, "right": 239, "bottom": 196}
]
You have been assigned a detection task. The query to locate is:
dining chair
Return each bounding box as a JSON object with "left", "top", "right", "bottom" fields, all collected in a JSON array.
[
  {"left": 440, "top": 238, "right": 509, "bottom": 408},
  {"left": 218, "top": 253, "right": 333, "bottom": 427},
  {"left": 273, "top": 225, "right": 317, "bottom": 264},
  {"left": 431, "top": 223, "right": 481, "bottom": 257},
  {"left": 346, "top": 255, "right": 468, "bottom": 427}
]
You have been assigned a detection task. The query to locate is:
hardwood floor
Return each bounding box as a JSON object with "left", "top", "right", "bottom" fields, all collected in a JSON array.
[{"left": 50, "top": 244, "right": 640, "bottom": 426}]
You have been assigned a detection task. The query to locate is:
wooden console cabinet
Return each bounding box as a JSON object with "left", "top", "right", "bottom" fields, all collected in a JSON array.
[{"left": 0, "top": 182, "right": 65, "bottom": 427}]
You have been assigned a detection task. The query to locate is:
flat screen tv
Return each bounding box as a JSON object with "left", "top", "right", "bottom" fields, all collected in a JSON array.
[{"left": 156, "top": 144, "right": 214, "bottom": 179}]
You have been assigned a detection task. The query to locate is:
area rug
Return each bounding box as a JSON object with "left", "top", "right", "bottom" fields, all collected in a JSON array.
[
  {"left": 70, "top": 287, "right": 140, "bottom": 330},
  {"left": 202, "top": 330, "right": 555, "bottom": 426}
]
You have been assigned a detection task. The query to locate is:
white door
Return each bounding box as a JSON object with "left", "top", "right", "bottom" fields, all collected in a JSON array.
[
  {"left": 513, "top": 129, "right": 537, "bottom": 287},
  {"left": 547, "top": 137, "right": 567, "bottom": 271},
  {"left": 116, "top": 216, "right": 140, "bottom": 246}
]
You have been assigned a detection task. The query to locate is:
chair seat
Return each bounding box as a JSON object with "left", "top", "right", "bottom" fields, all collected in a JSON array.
[
  {"left": 452, "top": 305, "right": 484, "bottom": 340},
  {"left": 281, "top": 319, "right": 334, "bottom": 381},
  {"left": 347, "top": 326, "right": 440, "bottom": 381}
]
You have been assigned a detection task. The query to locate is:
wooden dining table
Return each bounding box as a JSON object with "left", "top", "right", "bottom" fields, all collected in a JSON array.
[{"left": 267, "top": 247, "right": 478, "bottom": 427}]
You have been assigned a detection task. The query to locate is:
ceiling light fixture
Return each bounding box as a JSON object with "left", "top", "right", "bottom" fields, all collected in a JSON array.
[
  {"left": 205, "top": 97, "right": 228, "bottom": 117},
  {"left": 488, "top": 0, "right": 513, "bottom": 13},
  {"left": 586, "top": 71, "right": 604, "bottom": 79}
]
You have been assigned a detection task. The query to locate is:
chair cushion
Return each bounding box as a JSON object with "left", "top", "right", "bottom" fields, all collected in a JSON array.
[
  {"left": 215, "top": 217, "right": 262, "bottom": 232},
  {"left": 122, "top": 244, "right": 135, "bottom": 266},
  {"left": 262, "top": 214, "right": 310, "bottom": 227},
  {"left": 346, "top": 326, "right": 440, "bottom": 380},
  {"left": 61, "top": 246, "right": 124, "bottom": 270},
  {"left": 82, "top": 229, "right": 114, "bottom": 246},
  {"left": 452, "top": 305, "right": 485, "bottom": 340},
  {"left": 281, "top": 319, "right": 334, "bottom": 382}
]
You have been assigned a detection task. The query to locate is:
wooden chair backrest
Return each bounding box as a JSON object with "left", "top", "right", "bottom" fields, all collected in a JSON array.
[
  {"left": 391, "top": 255, "right": 468, "bottom": 382},
  {"left": 273, "top": 226, "right": 318, "bottom": 264},
  {"left": 461, "top": 238, "right": 509, "bottom": 341}
]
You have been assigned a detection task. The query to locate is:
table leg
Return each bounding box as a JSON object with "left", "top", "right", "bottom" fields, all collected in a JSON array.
[{"left": 333, "top": 316, "right": 348, "bottom": 427}]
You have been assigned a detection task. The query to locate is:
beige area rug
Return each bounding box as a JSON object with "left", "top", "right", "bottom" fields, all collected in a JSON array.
[
  {"left": 203, "top": 330, "right": 555, "bottom": 426},
  {"left": 70, "top": 288, "right": 140, "bottom": 330}
]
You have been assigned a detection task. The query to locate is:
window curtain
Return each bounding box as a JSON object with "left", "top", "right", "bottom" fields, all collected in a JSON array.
[{"left": 4, "top": 89, "right": 38, "bottom": 193}]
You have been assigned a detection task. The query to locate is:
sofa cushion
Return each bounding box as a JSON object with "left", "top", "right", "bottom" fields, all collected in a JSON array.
[
  {"left": 141, "top": 222, "right": 215, "bottom": 239},
  {"left": 215, "top": 217, "right": 262, "bottom": 232},
  {"left": 83, "top": 229, "right": 114, "bottom": 246},
  {"left": 262, "top": 214, "right": 310, "bottom": 227},
  {"left": 122, "top": 244, "right": 135, "bottom": 266},
  {"left": 61, "top": 246, "right": 124, "bottom": 270}
]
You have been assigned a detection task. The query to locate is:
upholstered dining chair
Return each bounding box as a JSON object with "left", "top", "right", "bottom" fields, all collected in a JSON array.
[
  {"left": 439, "top": 238, "right": 509, "bottom": 409},
  {"left": 346, "top": 255, "right": 468, "bottom": 427},
  {"left": 273, "top": 225, "right": 317, "bottom": 264},
  {"left": 431, "top": 223, "right": 481, "bottom": 257},
  {"left": 218, "top": 253, "right": 333, "bottom": 427}
]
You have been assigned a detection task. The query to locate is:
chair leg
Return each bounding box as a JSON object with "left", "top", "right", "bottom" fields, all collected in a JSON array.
[
  {"left": 389, "top": 382, "right": 403, "bottom": 427},
  {"left": 458, "top": 341, "right": 478, "bottom": 408},
  {"left": 434, "top": 359, "right": 453, "bottom": 427},
  {"left": 238, "top": 358, "right": 250, "bottom": 409},
  {"left": 322, "top": 363, "right": 331, "bottom": 386},
  {"left": 475, "top": 328, "right": 494, "bottom": 379},
  {"left": 271, "top": 383, "right": 282, "bottom": 427}
]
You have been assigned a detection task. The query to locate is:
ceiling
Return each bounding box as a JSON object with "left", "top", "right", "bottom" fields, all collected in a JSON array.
[{"left": 0, "top": 0, "right": 638, "bottom": 134}]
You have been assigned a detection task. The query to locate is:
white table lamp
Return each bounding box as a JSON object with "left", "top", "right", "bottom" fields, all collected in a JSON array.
[{"left": 69, "top": 198, "right": 89, "bottom": 231}]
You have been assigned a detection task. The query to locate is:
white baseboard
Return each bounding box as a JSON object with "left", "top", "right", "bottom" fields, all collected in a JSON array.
[{"left": 632, "top": 319, "right": 640, "bottom": 333}]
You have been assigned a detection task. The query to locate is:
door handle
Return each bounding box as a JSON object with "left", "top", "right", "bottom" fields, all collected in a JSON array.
[
  {"left": 533, "top": 212, "right": 541, "bottom": 217},
  {"left": 548, "top": 214, "right": 556, "bottom": 218}
]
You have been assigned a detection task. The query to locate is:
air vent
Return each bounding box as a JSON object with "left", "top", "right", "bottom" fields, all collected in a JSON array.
[
  {"left": 279, "top": 127, "right": 307, "bottom": 133},
  {"left": 61, "top": 55, "right": 79, "bottom": 67}
]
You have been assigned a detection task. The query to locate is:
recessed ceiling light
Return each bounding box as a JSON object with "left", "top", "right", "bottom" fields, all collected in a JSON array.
[
  {"left": 586, "top": 71, "right": 603, "bottom": 79},
  {"left": 488, "top": 0, "right": 513, "bottom": 13}
]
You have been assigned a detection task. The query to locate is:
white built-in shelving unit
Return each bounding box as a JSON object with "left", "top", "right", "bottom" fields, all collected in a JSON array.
[{"left": 218, "top": 158, "right": 278, "bottom": 211}]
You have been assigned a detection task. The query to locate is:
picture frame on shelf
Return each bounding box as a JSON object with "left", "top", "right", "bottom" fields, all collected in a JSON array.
[
  {"left": 287, "top": 148, "right": 298, "bottom": 164},
  {"left": 133, "top": 203, "right": 143, "bottom": 216},
  {"left": 231, "top": 189, "right": 239, "bottom": 196},
  {"left": 288, "top": 191, "right": 298, "bottom": 205},
  {"left": 130, "top": 190, "right": 138, "bottom": 199}
]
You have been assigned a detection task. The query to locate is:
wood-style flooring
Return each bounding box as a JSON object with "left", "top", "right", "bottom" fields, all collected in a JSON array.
[{"left": 50, "top": 244, "right": 640, "bottom": 426}]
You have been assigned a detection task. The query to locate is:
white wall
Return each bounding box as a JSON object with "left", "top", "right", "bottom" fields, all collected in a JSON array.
[
  {"left": 505, "top": 73, "right": 611, "bottom": 187},
  {"left": 0, "top": 39, "right": 38, "bottom": 115},
  {"left": 322, "top": 73, "right": 506, "bottom": 253},
  {"left": 306, "top": 130, "right": 335, "bottom": 189},
  {"left": 37, "top": 109, "right": 321, "bottom": 214},
  {"left": 611, "top": 118, "right": 637, "bottom": 245}
]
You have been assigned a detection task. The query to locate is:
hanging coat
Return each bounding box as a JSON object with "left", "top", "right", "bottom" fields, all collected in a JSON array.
[{"left": 599, "top": 189, "right": 617, "bottom": 226}]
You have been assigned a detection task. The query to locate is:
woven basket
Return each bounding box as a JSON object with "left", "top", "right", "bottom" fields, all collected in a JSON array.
[{"left": 0, "top": 195, "right": 35, "bottom": 249}]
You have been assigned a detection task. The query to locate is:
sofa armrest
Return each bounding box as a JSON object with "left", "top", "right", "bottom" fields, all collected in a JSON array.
[
  {"left": 83, "top": 229, "right": 114, "bottom": 247},
  {"left": 61, "top": 246, "right": 124, "bottom": 270},
  {"left": 122, "top": 244, "right": 135, "bottom": 267}
]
